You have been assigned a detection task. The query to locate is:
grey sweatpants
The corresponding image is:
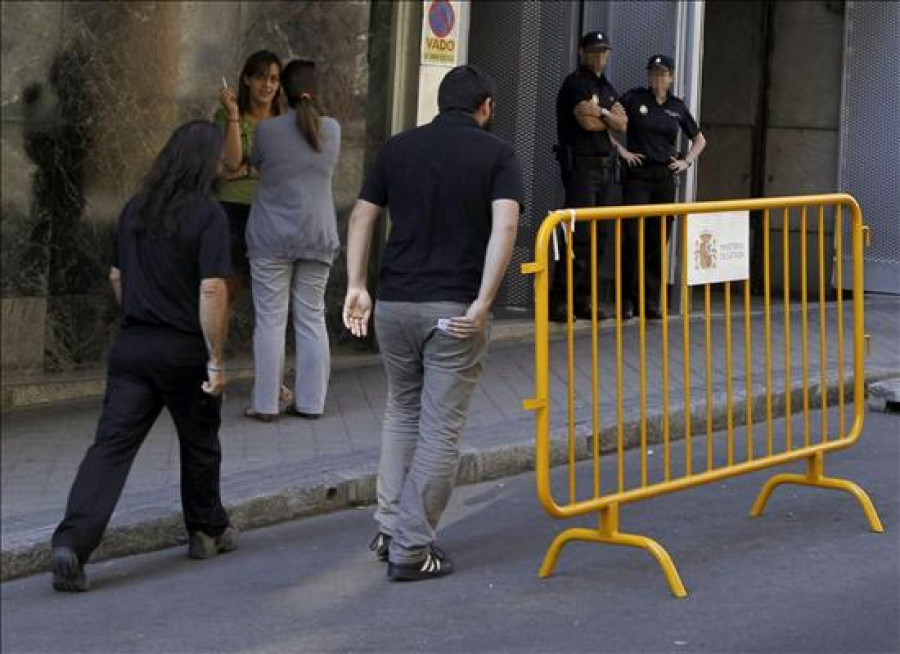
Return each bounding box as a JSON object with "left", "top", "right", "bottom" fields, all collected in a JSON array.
[
  {"left": 373, "top": 300, "right": 490, "bottom": 564},
  {"left": 249, "top": 257, "right": 330, "bottom": 415}
]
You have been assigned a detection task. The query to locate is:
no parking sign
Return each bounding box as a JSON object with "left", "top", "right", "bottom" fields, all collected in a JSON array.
[{"left": 422, "top": 0, "right": 461, "bottom": 66}]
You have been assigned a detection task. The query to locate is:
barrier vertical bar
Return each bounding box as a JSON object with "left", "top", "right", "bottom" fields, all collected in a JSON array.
[
  {"left": 850, "top": 200, "right": 866, "bottom": 426},
  {"left": 763, "top": 209, "right": 773, "bottom": 456},
  {"left": 744, "top": 277, "right": 753, "bottom": 460},
  {"left": 616, "top": 218, "right": 625, "bottom": 491},
  {"left": 704, "top": 283, "right": 713, "bottom": 471},
  {"left": 661, "top": 217, "right": 671, "bottom": 481},
  {"left": 817, "top": 205, "right": 828, "bottom": 442},
  {"left": 725, "top": 281, "right": 734, "bottom": 465},
  {"left": 591, "top": 221, "right": 601, "bottom": 499},
  {"left": 565, "top": 221, "right": 576, "bottom": 503},
  {"left": 528, "top": 213, "right": 552, "bottom": 524},
  {"left": 835, "top": 205, "right": 846, "bottom": 439},
  {"left": 681, "top": 215, "right": 693, "bottom": 476},
  {"left": 782, "top": 208, "right": 793, "bottom": 451},
  {"left": 800, "top": 206, "right": 810, "bottom": 447},
  {"left": 639, "top": 217, "right": 648, "bottom": 486}
]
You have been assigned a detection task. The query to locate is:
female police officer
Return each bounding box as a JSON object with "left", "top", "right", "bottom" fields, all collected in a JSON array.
[{"left": 614, "top": 54, "right": 706, "bottom": 319}]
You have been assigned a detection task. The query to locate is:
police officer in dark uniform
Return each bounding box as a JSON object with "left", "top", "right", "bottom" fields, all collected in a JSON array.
[
  {"left": 614, "top": 54, "right": 706, "bottom": 319},
  {"left": 551, "top": 30, "right": 628, "bottom": 322}
]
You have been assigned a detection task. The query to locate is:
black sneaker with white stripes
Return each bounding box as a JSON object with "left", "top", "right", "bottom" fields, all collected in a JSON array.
[
  {"left": 387, "top": 545, "right": 454, "bottom": 581},
  {"left": 369, "top": 531, "right": 392, "bottom": 562}
]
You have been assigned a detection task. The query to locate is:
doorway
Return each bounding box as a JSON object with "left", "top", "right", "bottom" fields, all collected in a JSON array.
[{"left": 697, "top": 0, "right": 846, "bottom": 297}]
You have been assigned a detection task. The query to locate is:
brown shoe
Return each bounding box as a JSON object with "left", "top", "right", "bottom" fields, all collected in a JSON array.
[
  {"left": 188, "top": 526, "right": 239, "bottom": 559},
  {"left": 243, "top": 407, "right": 279, "bottom": 423}
]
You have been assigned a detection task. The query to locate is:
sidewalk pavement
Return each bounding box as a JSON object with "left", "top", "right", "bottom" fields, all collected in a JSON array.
[{"left": 3, "top": 297, "right": 899, "bottom": 581}]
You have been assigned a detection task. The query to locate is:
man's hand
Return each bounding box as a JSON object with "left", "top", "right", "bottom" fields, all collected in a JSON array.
[
  {"left": 343, "top": 287, "right": 373, "bottom": 338},
  {"left": 574, "top": 100, "right": 606, "bottom": 131},
  {"left": 603, "top": 101, "right": 628, "bottom": 132},
  {"left": 620, "top": 149, "right": 645, "bottom": 168},
  {"left": 444, "top": 299, "right": 490, "bottom": 339},
  {"left": 344, "top": 199, "right": 382, "bottom": 338},
  {"left": 202, "top": 367, "right": 226, "bottom": 396}
]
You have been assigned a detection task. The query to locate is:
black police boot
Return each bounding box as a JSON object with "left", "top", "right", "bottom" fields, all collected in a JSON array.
[
  {"left": 574, "top": 300, "right": 609, "bottom": 321},
  {"left": 549, "top": 303, "right": 573, "bottom": 323}
]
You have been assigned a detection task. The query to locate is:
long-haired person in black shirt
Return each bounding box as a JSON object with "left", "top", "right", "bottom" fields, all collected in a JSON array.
[
  {"left": 50, "top": 121, "right": 238, "bottom": 592},
  {"left": 613, "top": 54, "right": 706, "bottom": 319}
]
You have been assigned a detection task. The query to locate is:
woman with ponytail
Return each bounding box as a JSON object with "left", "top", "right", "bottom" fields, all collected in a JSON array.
[{"left": 243, "top": 60, "right": 341, "bottom": 421}]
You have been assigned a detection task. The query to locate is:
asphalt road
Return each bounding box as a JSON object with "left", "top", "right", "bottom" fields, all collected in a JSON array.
[{"left": 2, "top": 408, "right": 897, "bottom": 654}]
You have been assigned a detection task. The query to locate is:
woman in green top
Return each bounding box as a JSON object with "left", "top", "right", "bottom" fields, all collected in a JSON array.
[{"left": 214, "top": 50, "right": 284, "bottom": 300}]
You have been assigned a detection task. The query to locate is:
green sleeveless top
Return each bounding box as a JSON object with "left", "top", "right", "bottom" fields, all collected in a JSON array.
[{"left": 213, "top": 107, "right": 259, "bottom": 205}]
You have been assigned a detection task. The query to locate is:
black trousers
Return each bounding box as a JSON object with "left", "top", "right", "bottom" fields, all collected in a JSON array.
[
  {"left": 550, "top": 164, "right": 621, "bottom": 310},
  {"left": 52, "top": 325, "right": 229, "bottom": 563},
  {"left": 622, "top": 168, "right": 677, "bottom": 312}
]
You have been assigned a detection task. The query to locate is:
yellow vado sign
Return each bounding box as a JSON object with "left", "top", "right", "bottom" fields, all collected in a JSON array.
[
  {"left": 686, "top": 211, "right": 750, "bottom": 286},
  {"left": 421, "top": 0, "right": 461, "bottom": 66}
]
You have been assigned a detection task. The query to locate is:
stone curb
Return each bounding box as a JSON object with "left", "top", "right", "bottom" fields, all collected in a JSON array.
[{"left": 3, "top": 370, "right": 897, "bottom": 582}]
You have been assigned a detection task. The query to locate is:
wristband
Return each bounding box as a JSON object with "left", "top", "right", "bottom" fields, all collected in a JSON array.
[{"left": 207, "top": 364, "right": 225, "bottom": 372}]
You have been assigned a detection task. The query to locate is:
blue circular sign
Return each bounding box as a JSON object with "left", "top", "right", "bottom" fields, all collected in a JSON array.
[{"left": 429, "top": 0, "right": 455, "bottom": 39}]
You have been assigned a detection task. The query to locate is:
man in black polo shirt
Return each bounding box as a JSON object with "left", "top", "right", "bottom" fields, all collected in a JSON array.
[
  {"left": 551, "top": 30, "right": 628, "bottom": 322},
  {"left": 343, "top": 65, "right": 523, "bottom": 581},
  {"left": 614, "top": 54, "right": 707, "bottom": 319}
]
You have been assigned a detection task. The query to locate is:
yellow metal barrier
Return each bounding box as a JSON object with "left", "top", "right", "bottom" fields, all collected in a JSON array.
[{"left": 521, "top": 193, "right": 882, "bottom": 598}]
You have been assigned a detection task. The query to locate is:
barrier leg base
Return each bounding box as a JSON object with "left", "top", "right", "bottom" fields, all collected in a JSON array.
[
  {"left": 751, "top": 453, "right": 884, "bottom": 532},
  {"left": 538, "top": 506, "right": 688, "bottom": 598}
]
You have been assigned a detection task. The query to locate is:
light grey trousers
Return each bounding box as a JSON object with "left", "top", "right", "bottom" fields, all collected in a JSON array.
[
  {"left": 373, "top": 300, "right": 490, "bottom": 564},
  {"left": 249, "top": 257, "right": 330, "bottom": 415}
]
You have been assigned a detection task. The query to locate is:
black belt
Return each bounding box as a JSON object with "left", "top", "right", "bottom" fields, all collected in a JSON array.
[
  {"left": 623, "top": 161, "right": 674, "bottom": 180},
  {"left": 573, "top": 152, "right": 615, "bottom": 168}
]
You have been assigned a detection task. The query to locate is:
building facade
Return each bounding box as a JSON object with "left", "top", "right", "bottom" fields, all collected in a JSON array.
[{"left": 2, "top": 0, "right": 897, "bottom": 383}]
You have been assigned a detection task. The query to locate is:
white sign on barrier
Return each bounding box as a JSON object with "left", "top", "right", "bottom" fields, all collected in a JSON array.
[{"left": 686, "top": 211, "right": 750, "bottom": 286}]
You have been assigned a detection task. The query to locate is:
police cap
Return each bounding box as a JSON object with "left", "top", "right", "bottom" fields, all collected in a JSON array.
[
  {"left": 646, "top": 54, "right": 675, "bottom": 72},
  {"left": 580, "top": 31, "right": 612, "bottom": 51}
]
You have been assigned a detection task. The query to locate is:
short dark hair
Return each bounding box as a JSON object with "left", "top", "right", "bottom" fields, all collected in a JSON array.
[{"left": 437, "top": 65, "right": 496, "bottom": 114}]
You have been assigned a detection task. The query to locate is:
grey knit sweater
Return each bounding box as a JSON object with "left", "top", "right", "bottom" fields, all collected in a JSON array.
[{"left": 247, "top": 110, "right": 341, "bottom": 265}]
